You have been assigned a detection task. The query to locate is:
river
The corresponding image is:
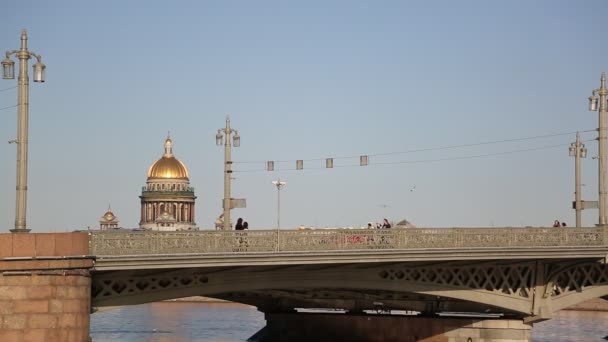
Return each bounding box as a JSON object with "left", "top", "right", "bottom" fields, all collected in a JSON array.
[{"left": 90, "top": 302, "right": 608, "bottom": 341}]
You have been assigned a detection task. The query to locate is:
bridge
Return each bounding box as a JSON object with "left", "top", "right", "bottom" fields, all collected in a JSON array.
[
  {"left": 1, "top": 227, "right": 607, "bottom": 341},
  {"left": 92, "top": 227, "right": 608, "bottom": 341}
]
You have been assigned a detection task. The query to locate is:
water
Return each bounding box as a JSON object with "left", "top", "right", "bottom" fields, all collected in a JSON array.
[
  {"left": 91, "top": 302, "right": 265, "bottom": 342},
  {"left": 91, "top": 302, "right": 608, "bottom": 341},
  {"left": 532, "top": 310, "right": 608, "bottom": 342}
]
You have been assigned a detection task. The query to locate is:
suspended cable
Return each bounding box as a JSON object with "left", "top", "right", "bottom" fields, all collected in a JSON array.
[
  {"left": 235, "top": 129, "right": 597, "bottom": 164},
  {"left": 0, "top": 86, "right": 16, "bottom": 92},
  {"left": 0, "top": 104, "right": 17, "bottom": 111},
  {"left": 233, "top": 141, "right": 590, "bottom": 173}
]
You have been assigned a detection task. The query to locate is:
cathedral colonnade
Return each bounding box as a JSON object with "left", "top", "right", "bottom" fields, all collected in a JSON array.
[{"left": 140, "top": 201, "right": 195, "bottom": 224}]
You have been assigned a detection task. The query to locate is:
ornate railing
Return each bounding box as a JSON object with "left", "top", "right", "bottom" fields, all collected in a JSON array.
[{"left": 88, "top": 227, "right": 608, "bottom": 256}]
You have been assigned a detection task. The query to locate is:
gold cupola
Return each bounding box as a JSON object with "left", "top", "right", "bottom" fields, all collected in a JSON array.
[
  {"left": 99, "top": 205, "right": 119, "bottom": 230},
  {"left": 147, "top": 136, "right": 190, "bottom": 180}
]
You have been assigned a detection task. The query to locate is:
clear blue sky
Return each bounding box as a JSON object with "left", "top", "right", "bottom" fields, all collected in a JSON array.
[{"left": 1, "top": 0, "right": 607, "bottom": 232}]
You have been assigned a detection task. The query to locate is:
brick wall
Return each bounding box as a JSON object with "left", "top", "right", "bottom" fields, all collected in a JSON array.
[{"left": 0, "top": 233, "right": 94, "bottom": 342}]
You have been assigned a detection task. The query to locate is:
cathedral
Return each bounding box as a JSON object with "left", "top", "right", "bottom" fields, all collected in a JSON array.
[
  {"left": 97, "top": 135, "right": 198, "bottom": 231},
  {"left": 139, "top": 136, "right": 197, "bottom": 231}
]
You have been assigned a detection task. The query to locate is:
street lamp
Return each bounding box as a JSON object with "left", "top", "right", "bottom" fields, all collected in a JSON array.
[
  {"left": 569, "top": 132, "right": 587, "bottom": 227},
  {"left": 271, "top": 178, "right": 287, "bottom": 229},
  {"left": 588, "top": 72, "right": 608, "bottom": 226},
  {"left": 3, "top": 29, "right": 46, "bottom": 233},
  {"left": 272, "top": 178, "right": 286, "bottom": 252},
  {"left": 216, "top": 115, "right": 240, "bottom": 230}
]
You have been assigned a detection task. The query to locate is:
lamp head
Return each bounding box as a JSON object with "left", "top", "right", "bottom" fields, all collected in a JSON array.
[
  {"left": 2, "top": 57, "right": 14, "bottom": 79},
  {"left": 581, "top": 146, "right": 588, "bottom": 158},
  {"left": 232, "top": 132, "right": 240, "bottom": 147},
  {"left": 33, "top": 62, "right": 45, "bottom": 82},
  {"left": 569, "top": 143, "right": 576, "bottom": 157},
  {"left": 216, "top": 131, "right": 223, "bottom": 146},
  {"left": 589, "top": 95, "right": 599, "bottom": 111}
]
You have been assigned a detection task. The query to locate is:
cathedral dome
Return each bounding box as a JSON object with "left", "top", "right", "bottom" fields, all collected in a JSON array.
[{"left": 147, "top": 137, "right": 190, "bottom": 180}]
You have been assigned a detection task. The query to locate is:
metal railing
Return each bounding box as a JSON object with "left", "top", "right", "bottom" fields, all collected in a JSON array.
[{"left": 88, "top": 227, "right": 608, "bottom": 256}]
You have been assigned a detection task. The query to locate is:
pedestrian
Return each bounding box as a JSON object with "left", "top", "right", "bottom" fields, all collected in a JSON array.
[
  {"left": 552, "top": 220, "right": 560, "bottom": 228},
  {"left": 367, "top": 222, "right": 373, "bottom": 229},
  {"left": 235, "top": 217, "right": 244, "bottom": 230},
  {"left": 382, "top": 218, "right": 391, "bottom": 229},
  {"left": 243, "top": 221, "right": 249, "bottom": 230},
  {"left": 561, "top": 222, "right": 567, "bottom": 227}
]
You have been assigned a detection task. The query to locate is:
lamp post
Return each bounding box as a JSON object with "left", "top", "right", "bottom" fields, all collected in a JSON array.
[
  {"left": 2, "top": 29, "right": 46, "bottom": 233},
  {"left": 588, "top": 72, "right": 608, "bottom": 226},
  {"left": 569, "top": 132, "right": 587, "bottom": 227},
  {"left": 272, "top": 178, "right": 286, "bottom": 252},
  {"left": 271, "top": 178, "right": 287, "bottom": 229},
  {"left": 216, "top": 115, "right": 240, "bottom": 230}
]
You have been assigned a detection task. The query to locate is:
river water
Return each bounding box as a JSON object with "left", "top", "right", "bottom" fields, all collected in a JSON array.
[{"left": 91, "top": 302, "right": 608, "bottom": 341}]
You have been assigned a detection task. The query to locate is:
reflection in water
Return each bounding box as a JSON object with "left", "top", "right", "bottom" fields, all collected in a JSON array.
[
  {"left": 532, "top": 310, "right": 608, "bottom": 342},
  {"left": 92, "top": 302, "right": 608, "bottom": 342}
]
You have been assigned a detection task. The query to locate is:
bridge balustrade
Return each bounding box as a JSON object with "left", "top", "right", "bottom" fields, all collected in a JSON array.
[{"left": 88, "top": 227, "right": 608, "bottom": 256}]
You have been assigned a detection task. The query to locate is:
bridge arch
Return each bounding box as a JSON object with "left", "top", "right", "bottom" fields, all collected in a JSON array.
[{"left": 92, "top": 261, "right": 542, "bottom": 316}]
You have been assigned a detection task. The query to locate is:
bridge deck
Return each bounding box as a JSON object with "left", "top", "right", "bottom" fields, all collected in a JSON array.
[{"left": 89, "top": 227, "right": 608, "bottom": 270}]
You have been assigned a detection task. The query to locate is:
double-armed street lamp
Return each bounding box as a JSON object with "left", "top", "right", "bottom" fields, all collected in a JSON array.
[
  {"left": 216, "top": 115, "right": 240, "bottom": 230},
  {"left": 588, "top": 72, "right": 608, "bottom": 226},
  {"left": 2, "top": 30, "right": 46, "bottom": 233},
  {"left": 569, "top": 132, "right": 587, "bottom": 227}
]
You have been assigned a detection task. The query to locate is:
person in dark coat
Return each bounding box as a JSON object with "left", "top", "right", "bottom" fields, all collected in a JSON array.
[
  {"left": 235, "top": 218, "right": 244, "bottom": 230},
  {"left": 243, "top": 221, "right": 249, "bottom": 230}
]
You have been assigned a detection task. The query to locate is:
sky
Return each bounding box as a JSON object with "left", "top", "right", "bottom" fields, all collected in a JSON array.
[{"left": 0, "top": 0, "right": 607, "bottom": 232}]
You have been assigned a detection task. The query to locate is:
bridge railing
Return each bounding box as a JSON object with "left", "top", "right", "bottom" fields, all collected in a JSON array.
[{"left": 88, "top": 227, "right": 608, "bottom": 256}]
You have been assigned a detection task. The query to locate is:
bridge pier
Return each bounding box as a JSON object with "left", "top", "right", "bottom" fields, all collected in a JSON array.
[
  {"left": 0, "top": 232, "right": 93, "bottom": 342},
  {"left": 252, "top": 312, "right": 531, "bottom": 342}
]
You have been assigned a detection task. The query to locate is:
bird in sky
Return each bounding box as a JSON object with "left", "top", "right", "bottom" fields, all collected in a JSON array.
[{"left": 410, "top": 185, "right": 416, "bottom": 192}]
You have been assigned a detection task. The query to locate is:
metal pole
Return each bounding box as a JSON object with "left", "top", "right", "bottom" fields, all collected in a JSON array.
[
  {"left": 277, "top": 186, "right": 280, "bottom": 251},
  {"left": 277, "top": 185, "right": 281, "bottom": 229},
  {"left": 223, "top": 116, "right": 232, "bottom": 230},
  {"left": 575, "top": 132, "right": 582, "bottom": 228},
  {"left": 600, "top": 72, "right": 608, "bottom": 226},
  {"left": 12, "top": 30, "right": 30, "bottom": 233}
]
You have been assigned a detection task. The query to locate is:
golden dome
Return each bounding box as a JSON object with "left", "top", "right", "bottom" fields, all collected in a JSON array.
[
  {"left": 147, "top": 136, "right": 190, "bottom": 180},
  {"left": 147, "top": 156, "right": 189, "bottom": 179},
  {"left": 103, "top": 212, "right": 115, "bottom": 220},
  {"left": 100, "top": 207, "right": 117, "bottom": 222}
]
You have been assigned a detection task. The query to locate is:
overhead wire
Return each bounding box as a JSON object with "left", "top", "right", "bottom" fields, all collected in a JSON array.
[
  {"left": 0, "top": 85, "right": 16, "bottom": 92},
  {"left": 0, "top": 104, "right": 17, "bottom": 111},
  {"left": 234, "top": 129, "right": 597, "bottom": 164},
  {"left": 233, "top": 139, "right": 596, "bottom": 173}
]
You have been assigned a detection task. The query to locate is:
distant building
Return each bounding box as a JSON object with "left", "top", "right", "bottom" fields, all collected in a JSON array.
[
  {"left": 99, "top": 206, "right": 119, "bottom": 230},
  {"left": 139, "top": 136, "right": 197, "bottom": 231}
]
